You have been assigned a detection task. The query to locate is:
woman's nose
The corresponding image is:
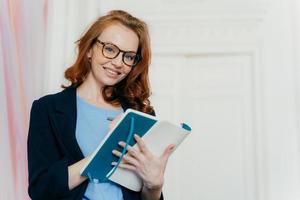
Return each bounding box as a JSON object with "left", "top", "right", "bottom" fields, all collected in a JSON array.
[{"left": 111, "top": 53, "right": 123, "bottom": 67}]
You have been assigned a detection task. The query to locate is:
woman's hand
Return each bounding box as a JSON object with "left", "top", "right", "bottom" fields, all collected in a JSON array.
[
  {"left": 112, "top": 134, "right": 175, "bottom": 190},
  {"left": 108, "top": 113, "right": 123, "bottom": 131}
]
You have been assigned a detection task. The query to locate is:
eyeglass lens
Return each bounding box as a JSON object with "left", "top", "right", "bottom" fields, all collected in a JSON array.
[{"left": 101, "top": 42, "right": 139, "bottom": 66}]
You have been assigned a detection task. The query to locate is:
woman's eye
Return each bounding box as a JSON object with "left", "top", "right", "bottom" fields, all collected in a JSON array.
[
  {"left": 125, "top": 54, "right": 135, "bottom": 61},
  {"left": 105, "top": 45, "right": 118, "bottom": 54},
  {"left": 105, "top": 47, "right": 115, "bottom": 53}
]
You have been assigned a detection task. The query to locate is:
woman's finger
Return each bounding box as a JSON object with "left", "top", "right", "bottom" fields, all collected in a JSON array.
[
  {"left": 111, "top": 162, "right": 136, "bottom": 171},
  {"left": 118, "top": 141, "right": 143, "bottom": 161},
  {"left": 134, "top": 134, "right": 150, "bottom": 154},
  {"left": 160, "top": 144, "right": 175, "bottom": 163},
  {"left": 112, "top": 150, "right": 140, "bottom": 167}
]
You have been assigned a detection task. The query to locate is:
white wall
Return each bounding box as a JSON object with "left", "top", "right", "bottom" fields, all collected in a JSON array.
[{"left": 45, "top": 0, "right": 300, "bottom": 199}]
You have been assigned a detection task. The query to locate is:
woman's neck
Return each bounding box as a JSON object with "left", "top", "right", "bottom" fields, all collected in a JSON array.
[{"left": 76, "top": 72, "right": 118, "bottom": 109}]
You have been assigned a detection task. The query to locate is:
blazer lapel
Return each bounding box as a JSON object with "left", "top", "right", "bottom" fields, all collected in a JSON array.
[
  {"left": 50, "top": 86, "right": 84, "bottom": 162},
  {"left": 49, "top": 86, "right": 129, "bottom": 163}
]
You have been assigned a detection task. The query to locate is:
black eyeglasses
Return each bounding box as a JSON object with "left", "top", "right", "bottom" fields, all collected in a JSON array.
[{"left": 96, "top": 39, "right": 141, "bottom": 67}]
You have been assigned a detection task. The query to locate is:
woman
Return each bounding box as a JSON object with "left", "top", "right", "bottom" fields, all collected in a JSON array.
[{"left": 27, "top": 10, "right": 174, "bottom": 200}]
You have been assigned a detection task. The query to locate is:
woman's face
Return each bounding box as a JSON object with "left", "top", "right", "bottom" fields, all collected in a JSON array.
[{"left": 87, "top": 23, "right": 139, "bottom": 87}]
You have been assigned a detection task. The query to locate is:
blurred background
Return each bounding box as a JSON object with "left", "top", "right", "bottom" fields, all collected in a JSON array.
[{"left": 1, "top": 0, "right": 300, "bottom": 199}]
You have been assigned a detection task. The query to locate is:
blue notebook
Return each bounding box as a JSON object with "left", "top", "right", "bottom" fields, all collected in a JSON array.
[{"left": 80, "top": 108, "right": 191, "bottom": 191}]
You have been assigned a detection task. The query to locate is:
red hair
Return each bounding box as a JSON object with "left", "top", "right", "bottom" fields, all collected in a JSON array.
[{"left": 63, "top": 10, "right": 153, "bottom": 114}]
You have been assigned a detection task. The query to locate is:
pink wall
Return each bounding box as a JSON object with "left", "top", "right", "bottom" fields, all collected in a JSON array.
[{"left": 0, "top": 0, "right": 48, "bottom": 199}]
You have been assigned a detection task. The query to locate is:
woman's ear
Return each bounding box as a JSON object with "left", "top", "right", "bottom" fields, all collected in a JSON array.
[{"left": 87, "top": 48, "right": 93, "bottom": 59}]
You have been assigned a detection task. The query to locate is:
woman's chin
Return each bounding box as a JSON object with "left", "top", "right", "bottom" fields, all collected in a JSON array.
[{"left": 101, "top": 78, "right": 121, "bottom": 87}]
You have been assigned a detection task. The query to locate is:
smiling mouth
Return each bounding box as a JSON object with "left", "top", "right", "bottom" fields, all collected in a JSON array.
[{"left": 103, "top": 67, "right": 121, "bottom": 76}]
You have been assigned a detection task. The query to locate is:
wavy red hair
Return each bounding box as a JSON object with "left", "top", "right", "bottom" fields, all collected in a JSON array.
[{"left": 63, "top": 10, "right": 153, "bottom": 114}]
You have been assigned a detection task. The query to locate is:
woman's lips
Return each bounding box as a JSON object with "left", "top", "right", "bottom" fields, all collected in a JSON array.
[{"left": 103, "top": 67, "right": 121, "bottom": 77}]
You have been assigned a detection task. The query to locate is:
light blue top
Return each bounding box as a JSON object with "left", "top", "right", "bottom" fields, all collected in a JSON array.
[{"left": 76, "top": 95, "right": 124, "bottom": 200}]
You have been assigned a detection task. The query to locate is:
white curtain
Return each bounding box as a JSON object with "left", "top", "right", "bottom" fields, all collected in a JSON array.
[{"left": 44, "top": 0, "right": 101, "bottom": 94}]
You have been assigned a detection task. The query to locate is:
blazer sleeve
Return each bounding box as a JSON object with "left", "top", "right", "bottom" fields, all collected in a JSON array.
[{"left": 27, "top": 100, "right": 70, "bottom": 200}]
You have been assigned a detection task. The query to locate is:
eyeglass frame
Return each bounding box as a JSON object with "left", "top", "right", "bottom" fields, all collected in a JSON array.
[{"left": 95, "top": 39, "right": 141, "bottom": 67}]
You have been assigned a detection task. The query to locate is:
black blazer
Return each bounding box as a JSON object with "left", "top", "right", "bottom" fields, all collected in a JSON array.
[{"left": 27, "top": 86, "right": 163, "bottom": 200}]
